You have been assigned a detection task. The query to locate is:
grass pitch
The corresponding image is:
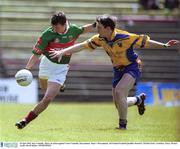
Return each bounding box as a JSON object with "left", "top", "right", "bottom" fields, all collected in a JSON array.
[{"left": 0, "top": 102, "right": 179, "bottom": 142}]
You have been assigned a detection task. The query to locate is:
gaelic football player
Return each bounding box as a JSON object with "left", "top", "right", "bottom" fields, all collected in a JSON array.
[
  {"left": 50, "top": 15, "right": 179, "bottom": 129},
  {"left": 15, "top": 11, "right": 96, "bottom": 129}
]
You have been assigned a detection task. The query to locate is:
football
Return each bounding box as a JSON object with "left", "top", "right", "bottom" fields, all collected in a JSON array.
[{"left": 15, "top": 69, "right": 33, "bottom": 86}]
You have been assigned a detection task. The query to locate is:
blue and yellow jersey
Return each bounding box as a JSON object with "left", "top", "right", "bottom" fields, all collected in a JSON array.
[{"left": 83, "top": 28, "right": 150, "bottom": 67}]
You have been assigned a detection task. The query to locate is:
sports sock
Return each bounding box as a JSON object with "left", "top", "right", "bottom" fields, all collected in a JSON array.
[
  {"left": 25, "top": 111, "right": 38, "bottom": 123},
  {"left": 135, "top": 96, "right": 142, "bottom": 105},
  {"left": 127, "top": 97, "right": 139, "bottom": 106},
  {"left": 119, "top": 119, "right": 127, "bottom": 129}
]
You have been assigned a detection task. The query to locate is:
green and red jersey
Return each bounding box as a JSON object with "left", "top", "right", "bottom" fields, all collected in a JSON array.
[{"left": 32, "top": 23, "right": 84, "bottom": 64}]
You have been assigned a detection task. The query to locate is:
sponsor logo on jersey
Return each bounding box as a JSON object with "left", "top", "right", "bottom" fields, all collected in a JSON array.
[
  {"left": 118, "top": 42, "right": 123, "bottom": 47},
  {"left": 68, "top": 35, "right": 73, "bottom": 40}
]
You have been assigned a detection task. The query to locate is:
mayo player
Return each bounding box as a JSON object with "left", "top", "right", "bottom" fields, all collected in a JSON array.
[
  {"left": 50, "top": 15, "right": 179, "bottom": 129},
  {"left": 15, "top": 12, "right": 96, "bottom": 129}
]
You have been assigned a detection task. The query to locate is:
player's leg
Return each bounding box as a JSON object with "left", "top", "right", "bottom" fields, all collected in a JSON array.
[
  {"left": 38, "top": 56, "right": 49, "bottom": 92},
  {"left": 112, "top": 88, "right": 119, "bottom": 109},
  {"left": 39, "top": 78, "right": 47, "bottom": 91},
  {"left": 15, "top": 57, "right": 47, "bottom": 129},
  {"left": 32, "top": 81, "right": 60, "bottom": 115},
  {"left": 15, "top": 82, "right": 61, "bottom": 129},
  {"left": 125, "top": 86, "right": 146, "bottom": 115},
  {"left": 15, "top": 60, "right": 69, "bottom": 129},
  {"left": 59, "top": 83, "right": 66, "bottom": 92},
  {"left": 114, "top": 73, "right": 135, "bottom": 129},
  {"left": 113, "top": 87, "right": 136, "bottom": 109},
  {"left": 125, "top": 84, "right": 146, "bottom": 115},
  {"left": 136, "top": 93, "right": 146, "bottom": 115},
  {"left": 113, "top": 87, "right": 146, "bottom": 109},
  {"left": 115, "top": 73, "right": 146, "bottom": 129}
]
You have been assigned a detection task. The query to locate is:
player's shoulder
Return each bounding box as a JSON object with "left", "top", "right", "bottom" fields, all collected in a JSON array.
[
  {"left": 90, "top": 34, "right": 101, "bottom": 41},
  {"left": 68, "top": 23, "right": 84, "bottom": 33},
  {"left": 117, "top": 28, "right": 139, "bottom": 37},
  {"left": 69, "top": 23, "right": 81, "bottom": 29},
  {"left": 115, "top": 28, "right": 130, "bottom": 36},
  {"left": 114, "top": 28, "right": 135, "bottom": 40},
  {"left": 91, "top": 34, "right": 99, "bottom": 39},
  {"left": 41, "top": 27, "right": 54, "bottom": 37}
]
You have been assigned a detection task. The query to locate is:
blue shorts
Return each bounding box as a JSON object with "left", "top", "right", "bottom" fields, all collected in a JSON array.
[{"left": 112, "top": 62, "right": 141, "bottom": 88}]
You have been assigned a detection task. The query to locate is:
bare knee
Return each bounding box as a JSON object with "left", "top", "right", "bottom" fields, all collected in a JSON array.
[
  {"left": 115, "top": 85, "right": 126, "bottom": 98},
  {"left": 42, "top": 94, "right": 55, "bottom": 105}
]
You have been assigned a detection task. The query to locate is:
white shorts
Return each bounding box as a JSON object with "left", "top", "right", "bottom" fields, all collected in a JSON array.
[{"left": 39, "top": 56, "right": 69, "bottom": 85}]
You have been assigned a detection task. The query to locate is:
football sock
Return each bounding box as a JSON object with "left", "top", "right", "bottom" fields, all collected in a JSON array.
[
  {"left": 25, "top": 111, "right": 38, "bottom": 123},
  {"left": 119, "top": 119, "right": 127, "bottom": 129},
  {"left": 135, "top": 96, "right": 141, "bottom": 105},
  {"left": 127, "top": 97, "right": 138, "bottom": 106}
]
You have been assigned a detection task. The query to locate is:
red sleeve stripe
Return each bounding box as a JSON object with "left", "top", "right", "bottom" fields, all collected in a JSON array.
[{"left": 33, "top": 47, "right": 43, "bottom": 55}]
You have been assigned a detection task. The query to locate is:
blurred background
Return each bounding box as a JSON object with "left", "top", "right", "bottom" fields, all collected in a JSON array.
[{"left": 0, "top": 0, "right": 180, "bottom": 105}]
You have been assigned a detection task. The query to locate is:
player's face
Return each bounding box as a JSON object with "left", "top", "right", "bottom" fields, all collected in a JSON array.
[
  {"left": 53, "top": 23, "right": 67, "bottom": 34},
  {"left": 96, "top": 22, "right": 111, "bottom": 38}
]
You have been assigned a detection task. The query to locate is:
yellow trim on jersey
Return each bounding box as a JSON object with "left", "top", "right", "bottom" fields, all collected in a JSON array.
[{"left": 83, "top": 28, "right": 150, "bottom": 67}]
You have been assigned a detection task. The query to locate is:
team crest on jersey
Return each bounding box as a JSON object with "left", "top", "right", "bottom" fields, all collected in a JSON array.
[
  {"left": 54, "top": 38, "right": 60, "bottom": 43},
  {"left": 62, "top": 36, "right": 67, "bottom": 39},
  {"left": 118, "top": 42, "right": 123, "bottom": 47}
]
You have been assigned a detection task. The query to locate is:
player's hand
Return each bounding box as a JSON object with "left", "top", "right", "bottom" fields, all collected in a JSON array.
[
  {"left": 165, "top": 40, "right": 179, "bottom": 47},
  {"left": 49, "top": 49, "right": 64, "bottom": 62}
]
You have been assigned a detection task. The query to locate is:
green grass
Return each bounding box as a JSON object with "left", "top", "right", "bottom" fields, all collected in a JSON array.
[{"left": 0, "top": 103, "right": 180, "bottom": 142}]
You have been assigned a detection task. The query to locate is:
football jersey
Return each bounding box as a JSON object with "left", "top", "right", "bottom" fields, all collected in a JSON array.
[
  {"left": 32, "top": 23, "right": 84, "bottom": 64},
  {"left": 83, "top": 28, "right": 150, "bottom": 67}
]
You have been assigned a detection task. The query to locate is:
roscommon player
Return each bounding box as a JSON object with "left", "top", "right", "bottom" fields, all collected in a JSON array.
[{"left": 50, "top": 15, "right": 179, "bottom": 129}]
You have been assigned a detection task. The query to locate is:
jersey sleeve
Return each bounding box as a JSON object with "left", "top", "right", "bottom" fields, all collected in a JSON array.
[
  {"left": 72, "top": 24, "right": 84, "bottom": 36},
  {"left": 32, "top": 32, "right": 49, "bottom": 55},
  {"left": 129, "top": 33, "right": 150, "bottom": 48},
  {"left": 82, "top": 35, "right": 102, "bottom": 51}
]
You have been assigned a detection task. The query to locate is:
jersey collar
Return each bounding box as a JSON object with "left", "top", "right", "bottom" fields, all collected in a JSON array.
[
  {"left": 99, "top": 29, "right": 117, "bottom": 42},
  {"left": 110, "top": 29, "right": 117, "bottom": 41}
]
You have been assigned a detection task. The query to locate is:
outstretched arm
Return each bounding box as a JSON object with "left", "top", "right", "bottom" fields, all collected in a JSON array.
[
  {"left": 49, "top": 42, "right": 86, "bottom": 62},
  {"left": 148, "top": 39, "right": 179, "bottom": 48}
]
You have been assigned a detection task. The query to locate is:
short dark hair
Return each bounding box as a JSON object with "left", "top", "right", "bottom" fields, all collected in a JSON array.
[
  {"left": 96, "top": 15, "right": 116, "bottom": 30},
  {"left": 51, "top": 11, "right": 67, "bottom": 25}
]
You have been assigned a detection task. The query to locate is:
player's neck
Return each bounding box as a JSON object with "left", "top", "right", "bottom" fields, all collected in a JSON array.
[
  {"left": 106, "top": 31, "right": 113, "bottom": 41},
  {"left": 57, "top": 24, "right": 69, "bottom": 34},
  {"left": 57, "top": 29, "right": 66, "bottom": 34}
]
